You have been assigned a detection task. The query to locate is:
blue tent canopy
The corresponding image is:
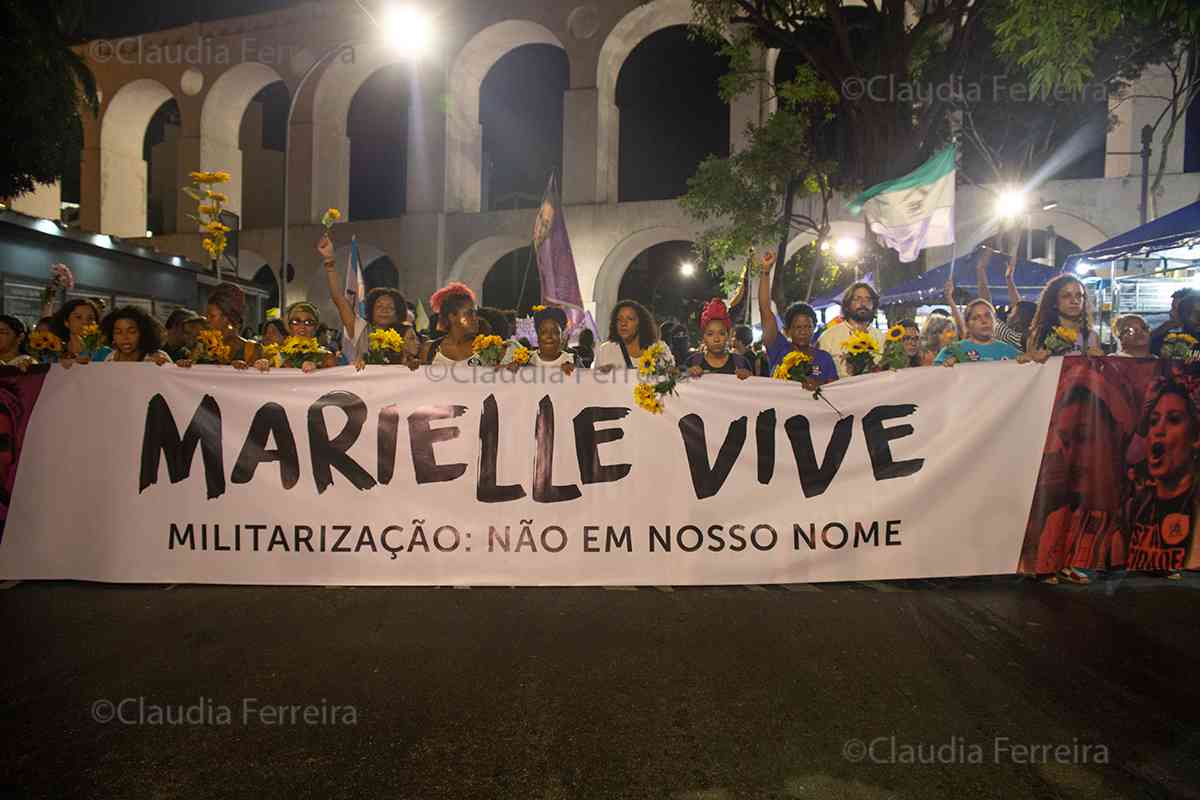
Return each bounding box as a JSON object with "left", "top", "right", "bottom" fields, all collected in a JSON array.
[
  {"left": 879, "top": 251, "right": 1057, "bottom": 306},
  {"left": 1066, "top": 200, "right": 1200, "bottom": 266}
]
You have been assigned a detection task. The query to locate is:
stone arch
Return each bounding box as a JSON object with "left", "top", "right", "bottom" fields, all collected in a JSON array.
[
  {"left": 310, "top": 43, "right": 413, "bottom": 223},
  {"left": 446, "top": 20, "right": 566, "bottom": 213},
  {"left": 597, "top": 0, "right": 757, "bottom": 203},
  {"left": 592, "top": 225, "right": 698, "bottom": 328},
  {"left": 237, "top": 248, "right": 270, "bottom": 281},
  {"left": 99, "top": 78, "right": 177, "bottom": 237},
  {"left": 1030, "top": 210, "right": 1110, "bottom": 253},
  {"left": 199, "top": 62, "right": 286, "bottom": 219},
  {"left": 448, "top": 234, "right": 530, "bottom": 299}
]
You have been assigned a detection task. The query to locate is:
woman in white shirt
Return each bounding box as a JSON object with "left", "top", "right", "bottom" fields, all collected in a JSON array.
[
  {"left": 593, "top": 300, "right": 673, "bottom": 372},
  {"left": 528, "top": 307, "right": 575, "bottom": 373}
]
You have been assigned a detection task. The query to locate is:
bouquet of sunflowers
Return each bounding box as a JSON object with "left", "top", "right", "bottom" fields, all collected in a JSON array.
[
  {"left": 79, "top": 323, "right": 105, "bottom": 357},
  {"left": 365, "top": 327, "right": 410, "bottom": 365},
  {"left": 28, "top": 331, "right": 64, "bottom": 363},
  {"left": 772, "top": 349, "right": 843, "bottom": 415},
  {"left": 880, "top": 324, "right": 910, "bottom": 370},
  {"left": 191, "top": 329, "right": 233, "bottom": 365},
  {"left": 471, "top": 334, "right": 508, "bottom": 367},
  {"left": 1042, "top": 325, "right": 1079, "bottom": 356},
  {"left": 321, "top": 207, "right": 341, "bottom": 232},
  {"left": 633, "top": 341, "right": 681, "bottom": 415},
  {"left": 1160, "top": 332, "right": 1198, "bottom": 361},
  {"left": 267, "top": 336, "right": 327, "bottom": 368},
  {"left": 842, "top": 330, "right": 880, "bottom": 376}
]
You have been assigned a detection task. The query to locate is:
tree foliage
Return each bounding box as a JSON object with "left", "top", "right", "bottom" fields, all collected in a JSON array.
[{"left": 0, "top": 0, "right": 98, "bottom": 200}]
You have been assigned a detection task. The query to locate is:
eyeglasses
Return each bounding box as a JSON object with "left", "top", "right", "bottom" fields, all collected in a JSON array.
[
  {"left": 901, "top": 335, "right": 920, "bottom": 343},
  {"left": 1119, "top": 327, "right": 1146, "bottom": 337},
  {"left": 289, "top": 319, "right": 317, "bottom": 327}
]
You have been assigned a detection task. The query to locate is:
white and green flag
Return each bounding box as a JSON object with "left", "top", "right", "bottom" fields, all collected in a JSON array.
[{"left": 848, "top": 146, "right": 956, "bottom": 262}]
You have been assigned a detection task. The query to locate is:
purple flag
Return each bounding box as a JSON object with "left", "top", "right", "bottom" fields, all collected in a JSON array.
[{"left": 533, "top": 175, "right": 585, "bottom": 334}]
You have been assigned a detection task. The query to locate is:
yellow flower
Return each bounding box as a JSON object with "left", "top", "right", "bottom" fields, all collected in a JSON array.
[
  {"left": 280, "top": 336, "right": 321, "bottom": 355},
  {"left": 321, "top": 208, "right": 342, "bottom": 228},
  {"left": 369, "top": 328, "right": 406, "bottom": 352},
  {"left": 471, "top": 335, "right": 505, "bottom": 353},
  {"left": 531, "top": 305, "right": 547, "bottom": 312},
  {"left": 886, "top": 324, "right": 905, "bottom": 342},
  {"left": 1052, "top": 325, "right": 1078, "bottom": 344},
  {"left": 29, "top": 331, "right": 63, "bottom": 352},
  {"left": 843, "top": 330, "right": 880, "bottom": 354},
  {"left": 782, "top": 350, "right": 812, "bottom": 368},
  {"left": 633, "top": 382, "right": 664, "bottom": 414},
  {"left": 81, "top": 323, "right": 100, "bottom": 339},
  {"left": 212, "top": 171, "right": 231, "bottom": 183},
  {"left": 1165, "top": 332, "right": 1198, "bottom": 346},
  {"left": 205, "top": 221, "right": 231, "bottom": 234},
  {"left": 205, "top": 190, "right": 229, "bottom": 203},
  {"left": 511, "top": 346, "right": 532, "bottom": 366},
  {"left": 195, "top": 329, "right": 232, "bottom": 363},
  {"left": 198, "top": 204, "right": 218, "bottom": 216}
]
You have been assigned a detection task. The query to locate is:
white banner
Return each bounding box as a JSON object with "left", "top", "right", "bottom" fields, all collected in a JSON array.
[{"left": 0, "top": 361, "right": 1063, "bottom": 585}]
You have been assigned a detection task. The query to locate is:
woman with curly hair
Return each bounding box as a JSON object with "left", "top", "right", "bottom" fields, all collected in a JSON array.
[
  {"left": 685, "top": 299, "right": 752, "bottom": 379},
  {"left": 420, "top": 282, "right": 479, "bottom": 365},
  {"left": 1021, "top": 274, "right": 1104, "bottom": 362},
  {"left": 178, "top": 283, "right": 261, "bottom": 369},
  {"left": 317, "top": 234, "right": 408, "bottom": 363},
  {"left": 920, "top": 314, "right": 958, "bottom": 367},
  {"left": 50, "top": 297, "right": 101, "bottom": 364},
  {"left": 594, "top": 299, "right": 670, "bottom": 372},
  {"left": 96, "top": 306, "right": 171, "bottom": 364},
  {"left": 253, "top": 301, "right": 337, "bottom": 373}
]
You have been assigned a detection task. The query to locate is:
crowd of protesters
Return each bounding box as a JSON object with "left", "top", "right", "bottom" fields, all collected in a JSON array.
[{"left": 5, "top": 236, "right": 1199, "bottom": 587}]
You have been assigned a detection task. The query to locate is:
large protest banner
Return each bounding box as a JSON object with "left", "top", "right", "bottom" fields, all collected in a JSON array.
[{"left": 0, "top": 360, "right": 1067, "bottom": 585}]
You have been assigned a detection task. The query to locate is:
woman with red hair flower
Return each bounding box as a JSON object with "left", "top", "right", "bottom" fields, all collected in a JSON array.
[
  {"left": 685, "top": 299, "right": 752, "bottom": 379},
  {"left": 420, "top": 282, "right": 480, "bottom": 364}
]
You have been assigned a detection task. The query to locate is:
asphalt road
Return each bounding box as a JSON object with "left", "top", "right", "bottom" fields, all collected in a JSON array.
[{"left": 2, "top": 574, "right": 1199, "bottom": 799}]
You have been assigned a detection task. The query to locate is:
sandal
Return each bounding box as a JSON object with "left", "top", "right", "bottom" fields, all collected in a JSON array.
[
  {"left": 1058, "top": 568, "right": 1090, "bottom": 585},
  {"left": 1039, "top": 574, "right": 1059, "bottom": 585},
  {"left": 1166, "top": 571, "right": 1183, "bottom": 581}
]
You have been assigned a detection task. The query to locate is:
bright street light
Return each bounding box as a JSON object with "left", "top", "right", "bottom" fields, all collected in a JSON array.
[
  {"left": 1074, "top": 259, "right": 1093, "bottom": 276},
  {"left": 381, "top": 5, "right": 434, "bottom": 55},
  {"left": 833, "top": 237, "right": 861, "bottom": 260},
  {"left": 995, "top": 188, "right": 1027, "bottom": 219},
  {"left": 679, "top": 261, "right": 696, "bottom": 277}
]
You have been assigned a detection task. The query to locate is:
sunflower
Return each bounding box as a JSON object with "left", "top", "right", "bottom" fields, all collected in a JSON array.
[
  {"left": 1051, "top": 325, "right": 1078, "bottom": 344},
  {"left": 886, "top": 324, "right": 905, "bottom": 342},
  {"left": 633, "top": 382, "right": 664, "bottom": 414},
  {"left": 369, "top": 328, "right": 406, "bottom": 353},
  {"left": 472, "top": 335, "right": 505, "bottom": 353}
]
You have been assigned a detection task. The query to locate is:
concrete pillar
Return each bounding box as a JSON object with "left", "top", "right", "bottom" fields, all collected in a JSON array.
[
  {"left": 80, "top": 145, "right": 101, "bottom": 232},
  {"left": 310, "top": 121, "right": 350, "bottom": 223},
  {"left": 729, "top": 46, "right": 769, "bottom": 153},
  {"left": 407, "top": 70, "right": 447, "bottom": 214},
  {"left": 563, "top": 87, "right": 599, "bottom": 205},
  {"left": 173, "top": 132, "right": 203, "bottom": 234},
  {"left": 99, "top": 149, "right": 150, "bottom": 238},
  {"left": 597, "top": 97, "right": 619, "bottom": 204},
  {"left": 8, "top": 182, "right": 62, "bottom": 220},
  {"left": 444, "top": 105, "right": 482, "bottom": 213},
  {"left": 1106, "top": 62, "right": 1187, "bottom": 178},
  {"left": 288, "top": 120, "right": 316, "bottom": 225}
]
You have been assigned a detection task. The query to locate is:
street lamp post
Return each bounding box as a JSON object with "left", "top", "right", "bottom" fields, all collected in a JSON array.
[{"left": 278, "top": 40, "right": 357, "bottom": 311}]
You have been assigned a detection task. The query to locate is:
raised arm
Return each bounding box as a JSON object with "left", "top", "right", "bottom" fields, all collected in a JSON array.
[
  {"left": 319, "top": 234, "right": 358, "bottom": 336},
  {"left": 757, "top": 251, "right": 780, "bottom": 348},
  {"left": 975, "top": 248, "right": 991, "bottom": 304},
  {"left": 944, "top": 278, "right": 965, "bottom": 337},
  {"left": 1005, "top": 254, "right": 1021, "bottom": 310}
]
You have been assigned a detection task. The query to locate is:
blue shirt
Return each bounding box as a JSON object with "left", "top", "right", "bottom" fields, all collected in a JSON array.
[
  {"left": 765, "top": 334, "right": 838, "bottom": 383},
  {"left": 933, "top": 339, "right": 1020, "bottom": 365}
]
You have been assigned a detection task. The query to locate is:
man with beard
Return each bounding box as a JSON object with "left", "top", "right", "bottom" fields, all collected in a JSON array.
[
  {"left": 1149, "top": 288, "right": 1195, "bottom": 356},
  {"left": 817, "top": 281, "right": 884, "bottom": 378}
]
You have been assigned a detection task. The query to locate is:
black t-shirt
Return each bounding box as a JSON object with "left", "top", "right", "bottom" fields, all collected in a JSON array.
[
  {"left": 1126, "top": 490, "right": 1194, "bottom": 572},
  {"left": 686, "top": 351, "right": 751, "bottom": 375}
]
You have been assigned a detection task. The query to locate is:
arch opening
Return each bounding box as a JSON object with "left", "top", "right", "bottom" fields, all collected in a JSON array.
[
  {"left": 348, "top": 65, "right": 411, "bottom": 221},
  {"left": 482, "top": 245, "right": 541, "bottom": 311},
  {"left": 100, "top": 78, "right": 177, "bottom": 237}
]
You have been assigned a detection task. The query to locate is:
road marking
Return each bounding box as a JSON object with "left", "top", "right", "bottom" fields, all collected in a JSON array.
[{"left": 0, "top": 581, "right": 20, "bottom": 590}]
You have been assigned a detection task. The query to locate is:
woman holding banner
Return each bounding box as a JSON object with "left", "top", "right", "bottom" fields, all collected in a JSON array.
[
  {"left": 594, "top": 300, "right": 670, "bottom": 372},
  {"left": 1022, "top": 275, "right": 1104, "bottom": 362},
  {"left": 421, "top": 283, "right": 480, "bottom": 365}
]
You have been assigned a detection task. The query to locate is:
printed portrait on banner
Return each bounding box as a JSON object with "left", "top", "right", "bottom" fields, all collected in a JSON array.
[
  {"left": 1020, "top": 357, "right": 1200, "bottom": 574},
  {"left": 0, "top": 369, "right": 49, "bottom": 542}
]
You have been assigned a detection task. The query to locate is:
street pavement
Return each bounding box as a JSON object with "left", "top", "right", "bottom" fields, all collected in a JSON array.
[{"left": 2, "top": 573, "right": 1199, "bottom": 799}]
